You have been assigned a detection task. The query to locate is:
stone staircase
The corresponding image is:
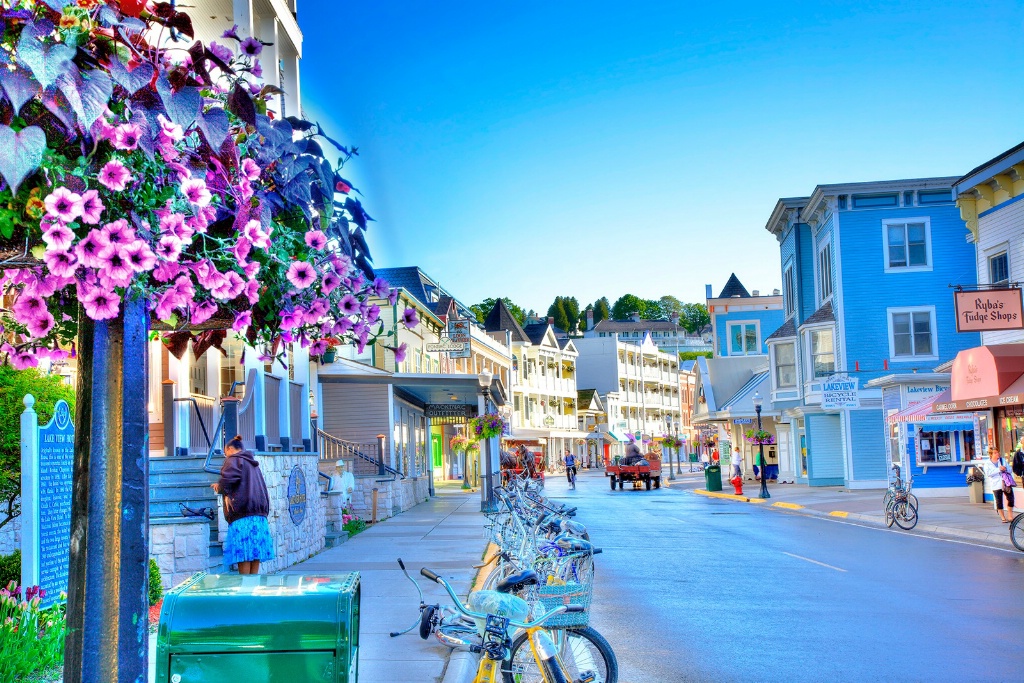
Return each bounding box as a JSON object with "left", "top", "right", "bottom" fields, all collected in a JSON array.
[{"left": 149, "top": 454, "right": 224, "bottom": 561}]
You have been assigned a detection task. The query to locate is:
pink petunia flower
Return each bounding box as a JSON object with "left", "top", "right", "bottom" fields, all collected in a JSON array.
[
  {"left": 243, "top": 278, "right": 261, "bottom": 304},
  {"left": 391, "top": 343, "right": 409, "bottom": 364},
  {"left": 74, "top": 229, "right": 109, "bottom": 269},
  {"left": 232, "top": 237, "right": 252, "bottom": 266},
  {"left": 287, "top": 261, "right": 316, "bottom": 290},
  {"left": 304, "top": 230, "right": 328, "bottom": 251},
  {"left": 98, "top": 160, "right": 133, "bottom": 191},
  {"left": 26, "top": 311, "right": 55, "bottom": 338},
  {"left": 42, "top": 223, "right": 75, "bottom": 251},
  {"left": 112, "top": 123, "right": 142, "bottom": 151},
  {"left": 101, "top": 218, "right": 135, "bottom": 247},
  {"left": 157, "top": 115, "right": 184, "bottom": 143},
  {"left": 372, "top": 277, "right": 390, "bottom": 298},
  {"left": 155, "top": 236, "right": 183, "bottom": 261},
  {"left": 367, "top": 304, "right": 381, "bottom": 324},
  {"left": 240, "top": 158, "right": 261, "bottom": 181},
  {"left": 10, "top": 349, "right": 39, "bottom": 369},
  {"left": 159, "top": 213, "right": 191, "bottom": 241},
  {"left": 154, "top": 289, "right": 185, "bottom": 321},
  {"left": 43, "top": 187, "right": 83, "bottom": 223},
  {"left": 332, "top": 318, "right": 353, "bottom": 336},
  {"left": 338, "top": 294, "right": 359, "bottom": 315},
  {"left": 80, "top": 286, "right": 121, "bottom": 321},
  {"left": 122, "top": 241, "right": 156, "bottom": 273},
  {"left": 190, "top": 300, "right": 219, "bottom": 326},
  {"left": 211, "top": 271, "right": 245, "bottom": 301},
  {"left": 321, "top": 271, "right": 341, "bottom": 294},
  {"left": 12, "top": 294, "right": 46, "bottom": 323},
  {"left": 180, "top": 177, "right": 212, "bottom": 207},
  {"left": 97, "top": 244, "right": 134, "bottom": 288},
  {"left": 240, "top": 37, "right": 262, "bottom": 57},
  {"left": 232, "top": 311, "right": 252, "bottom": 332},
  {"left": 79, "top": 189, "right": 105, "bottom": 224},
  {"left": 44, "top": 249, "right": 79, "bottom": 278},
  {"left": 401, "top": 308, "right": 419, "bottom": 329}
]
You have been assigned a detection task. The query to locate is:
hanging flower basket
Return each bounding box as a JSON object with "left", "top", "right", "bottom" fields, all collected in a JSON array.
[
  {"left": 744, "top": 429, "right": 776, "bottom": 445},
  {"left": 450, "top": 434, "right": 471, "bottom": 454},
  {"left": 469, "top": 412, "right": 508, "bottom": 440},
  {"left": 0, "top": 2, "right": 417, "bottom": 368}
]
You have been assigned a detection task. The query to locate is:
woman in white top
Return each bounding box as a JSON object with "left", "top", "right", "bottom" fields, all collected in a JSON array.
[
  {"left": 730, "top": 447, "right": 743, "bottom": 479},
  {"left": 981, "top": 446, "right": 1016, "bottom": 523}
]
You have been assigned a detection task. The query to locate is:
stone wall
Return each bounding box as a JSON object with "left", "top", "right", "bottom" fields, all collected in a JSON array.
[
  {"left": 218, "top": 452, "right": 325, "bottom": 575},
  {"left": 0, "top": 511, "right": 19, "bottom": 557},
  {"left": 333, "top": 474, "right": 430, "bottom": 522},
  {"left": 150, "top": 518, "right": 211, "bottom": 591}
]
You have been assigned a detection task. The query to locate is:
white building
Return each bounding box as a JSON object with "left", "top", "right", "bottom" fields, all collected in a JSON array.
[{"left": 583, "top": 310, "right": 711, "bottom": 354}]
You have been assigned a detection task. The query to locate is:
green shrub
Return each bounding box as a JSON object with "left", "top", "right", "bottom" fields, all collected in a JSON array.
[
  {"left": 148, "top": 559, "right": 163, "bottom": 606},
  {"left": 0, "top": 583, "right": 66, "bottom": 681},
  {"left": 0, "top": 550, "right": 19, "bottom": 588}
]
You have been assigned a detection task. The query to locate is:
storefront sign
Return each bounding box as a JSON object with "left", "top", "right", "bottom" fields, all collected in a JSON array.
[
  {"left": 822, "top": 374, "right": 859, "bottom": 410},
  {"left": 954, "top": 289, "right": 1024, "bottom": 332},
  {"left": 733, "top": 418, "right": 752, "bottom": 424},
  {"left": 425, "top": 404, "right": 473, "bottom": 419},
  {"left": 426, "top": 338, "right": 467, "bottom": 353}
]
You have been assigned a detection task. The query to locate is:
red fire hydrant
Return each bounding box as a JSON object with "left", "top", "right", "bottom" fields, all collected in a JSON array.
[{"left": 731, "top": 475, "right": 743, "bottom": 496}]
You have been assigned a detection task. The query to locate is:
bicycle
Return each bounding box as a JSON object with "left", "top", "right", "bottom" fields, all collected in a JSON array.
[
  {"left": 883, "top": 464, "right": 919, "bottom": 530},
  {"left": 1010, "top": 513, "right": 1024, "bottom": 552},
  {"left": 418, "top": 566, "right": 616, "bottom": 683}
]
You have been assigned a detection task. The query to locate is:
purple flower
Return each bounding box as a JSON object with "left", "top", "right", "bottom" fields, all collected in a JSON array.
[
  {"left": 233, "top": 311, "right": 252, "bottom": 332},
  {"left": 222, "top": 24, "right": 241, "bottom": 40},
  {"left": 44, "top": 250, "right": 79, "bottom": 278},
  {"left": 240, "top": 37, "right": 262, "bottom": 57},
  {"left": 401, "top": 307, "right": 419, "bottom": 329},
  {"left": 97, "top": 244, "right": 134, "bottom": 288},
  {"left": 98, "top": 160, "right": 133, "bottom": 192},
  {"left": 209, "top": 41, "right": 234, "bottom": 64},
  {"left": 124, "top": 241, "right": 156, "bottom": 273},
  {"left": 79, "top": 190, "right": 105, "bottom": 224},
  {"left": 112, "top": 123, "right": 142, "bottom": 151},
  {"left": 391, "top": 343, "right": 408, "bottom": 364},
  {"left": 387, "top": 288, "right": 399, "bottom": 306},
  {"left": 44, "top": 187, "right": 83, "bottom": 223},
  {"left": 287, "top": 261, "right": 316, "bottom": 290},
  {"left": 75, "top": 229, "right": 109, "bottom": 269},
  {"left": 251, "top": 60, "right": 263, "bottom": 78},
  {"left": 180, "top": 177, "right": 212, "bottom": 207},
  {"left": 156, "top": 236, "right": 183, "bottom": 262},
  {"left": 339, "top": 293, "right": 359, "bottom": 315},
  {"left": 42, "top": 223, "right": 75, "bottom": 251},
  {"left": 244, "top": 279, "right": 261, "bottom": 304},
  {"left": 101, "top": 218, "right": 135, "bottom": 247},
  {"left": 321, "top": 272, "right": 341, "bottom": 295},
  {"left": 372, "top": 277, "right": 390, "bottom": 298},
  {"left": 26, "top": 311, "right": 55, "bottom": 338},
  {"left": 304, "top": 230, "right": 328, "bottom": 251},
  {"left": 190, "top": 300, "right": 219, "bottom": 326},
  {"left": 240, "top": 158, "right": 261, "bottom": 181},
  {"left": 367, "top": 304, "right": 381, "bottom": 324},
  {"left": 80, "top": 286, "right": 120, "bottom": 321}
]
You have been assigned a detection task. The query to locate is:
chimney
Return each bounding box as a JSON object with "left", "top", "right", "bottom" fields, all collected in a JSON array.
[
  {"left": 752, "top": 290, "right": 759, "bottom": 297},
  {"left": 670, "top": 311, "right": 679, "bottom": 323},
  {"left": 772, "top": 288, "right": 780, "bottom": 296},
  {"left": 705, "top": 284, "right": 712, "bottom": 299},
  {"left": 630, "top": 312, "right": 641, "bottom": 323},
  {"left": 586, "top": 308, "right": 594, "bottom": 327},
  {"left": 547, "top": 316, "right": 554, "bottom": 325}
]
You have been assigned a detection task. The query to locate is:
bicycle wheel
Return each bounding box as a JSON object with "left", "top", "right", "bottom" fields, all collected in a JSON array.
[
  {"left": 503, "top": 626, "right": 618, "bottom": 683},
  {"left": 908, "top": 493, "right": 919, "bottom": 510},
  {"left": 882, "top": 490, "right": 893, "bottom": 509},
  {"left": 1010, "top": 513, "right": 1024, "bottom": 552},
  {"left": 894, "top": 501, "right": 918, "bottom": 530},
  {"left": 884, "top": 500, "right": 895, "bottom": 528}
]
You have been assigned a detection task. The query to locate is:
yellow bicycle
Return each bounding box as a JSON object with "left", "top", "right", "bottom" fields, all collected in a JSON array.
[{"left": 419, "top": 567, "right": 614, "bottom": 683}]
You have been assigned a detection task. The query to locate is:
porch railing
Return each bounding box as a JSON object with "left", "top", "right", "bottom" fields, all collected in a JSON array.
[
  {"left": 264, "top": 374, "right": 282, "bottom": 450},
  {"left": 237, "top": 369, "right": 257, "bottom": 450},
  {"left": 315, "top": 429, "right": 402, "bottom": 479},
  {"left": 172, "top": 394, "right": 216, "bottom": 455},
  {"left": 289, "top": 381, "right": 304, "bottom": 449}
]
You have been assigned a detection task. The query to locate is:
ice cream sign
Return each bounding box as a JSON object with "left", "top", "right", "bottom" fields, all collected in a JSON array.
[{"left": 822, "top": 374, "right": 859, "bottom": 410}]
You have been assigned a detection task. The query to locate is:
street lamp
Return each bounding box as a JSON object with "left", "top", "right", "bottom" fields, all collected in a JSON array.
[
  {"left": 478, "top": 369, "right": 495, "bottom": 512},
  {"left": 752, "top": 391, "right": 770, "bottom": 499},
  {"left": 667, "top": 415, "right": 676, "bottom": 481}
]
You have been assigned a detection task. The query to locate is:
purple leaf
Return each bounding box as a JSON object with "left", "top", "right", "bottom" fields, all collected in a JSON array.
[
  {"left": 16, "top": 20, "right": 76, "bottom": 89},
  {"left": 156, "top": 74, "right": 201, "bottom": 129},
  {"left": 130, "top": 109, "right": 155, "bottom": 160},
  {"left": 0, "top": 125, "right": 46, "bottom": 194},
  {"left": 227, "top": 83, "right": 256, "bottom": 126},
  {"left": 0, "top": 67, "right": 41, "bottom": 115},
  {"left": 108, "top": 59, "right": 155, "bottom": 95},
  {"left": 196, "top": 106, "right": 229, "bottom": 149}
]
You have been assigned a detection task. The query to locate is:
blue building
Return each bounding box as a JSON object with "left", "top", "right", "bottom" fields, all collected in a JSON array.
[
  {"left": 763, "top": 178, "right": 981, "bottom": 488},
  {"left": 707, "top": 274, "right": 785, "bottom": 358}
]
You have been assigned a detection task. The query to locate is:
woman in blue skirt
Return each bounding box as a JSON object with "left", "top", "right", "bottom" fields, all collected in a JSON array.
[{"left": 213, "top": 435, "right": 274, "bottom": 574}]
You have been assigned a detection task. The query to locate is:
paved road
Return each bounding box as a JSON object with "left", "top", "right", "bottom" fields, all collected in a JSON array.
[{"left": 543, "top": 470, "right": 1024, "bottom": 683}]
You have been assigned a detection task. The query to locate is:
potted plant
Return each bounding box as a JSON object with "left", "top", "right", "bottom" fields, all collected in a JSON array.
[
  {"left": 469, "top": 412, "right": 509, "bottom": 440},
  {"left": 744, "top": 429, "right": 776, "bottom": 445},
  {"left": 321, "top": 338, "right": 340, "bottom": 364}
]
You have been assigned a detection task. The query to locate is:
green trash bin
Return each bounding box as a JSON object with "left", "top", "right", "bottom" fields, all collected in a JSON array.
[
  {"left": 688, "top": 453, "right": 698, "bottom": 463},
  {"left": 156, "top": 572, "right": 360, "bottom": 683},
  {"left": 704, "top": 465, "right": 722, "bottom": 492}
]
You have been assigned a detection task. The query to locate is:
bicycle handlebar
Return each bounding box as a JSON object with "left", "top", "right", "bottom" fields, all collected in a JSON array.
[{"left": 419, "top": 567, "right": 583, "bottom": 626}]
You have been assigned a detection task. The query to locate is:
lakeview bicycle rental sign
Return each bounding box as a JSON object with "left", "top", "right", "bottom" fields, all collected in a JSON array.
[{"left": 822, "top": 374, "right": 860, "bottom": 411}]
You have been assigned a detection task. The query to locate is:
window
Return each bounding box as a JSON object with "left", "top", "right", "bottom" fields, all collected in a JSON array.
[
  {"left": 883, "top": 219, "right": 931, "bottom": 270},
  {"left": 727, "top": 322, "right": 759, "bottom": 355},
  {"left": 809, "top": 329, "right": 835, "bottom": 378},
  {"left": 783, "top": 265, "right": 796, "bottom": 317},
  {"left": 852, "top": 193, "right": 899, "bottom": 209},
  {"left": 989, "top": 251, "right": 1009, "bottom": 286},
  {"left": 817, "top": 242, "right": 833, "bottom": 302},
  {"left": 918, "top": 189, "right": 953, "bottom": 205},
  {"left": 889, "top": 307, "right": 936, "bottom": 359},
  {"left": 774, "top": 343, "right": 797, "bottom": 388}
]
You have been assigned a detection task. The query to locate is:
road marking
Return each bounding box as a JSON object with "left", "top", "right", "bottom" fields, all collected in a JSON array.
[
  {"left": 772, "top": 502, "right": 804, "bottom": 510},
  {"left": 782, "top": 551, "right": 847, "bottom": 572},
  {"left": 809, "top": 516, "right": 1024, "bottom": 554},
  {"left": 829, "top": 511, "right": 849, "bottom": 518}
]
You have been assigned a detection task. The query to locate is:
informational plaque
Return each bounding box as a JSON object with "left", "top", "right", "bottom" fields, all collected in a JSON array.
[
  {"left": 287, "top": 466, "right": 307, "bottom": 525},
  {"left": 29, "top": 399, "right": 74, "bottom": 608}
]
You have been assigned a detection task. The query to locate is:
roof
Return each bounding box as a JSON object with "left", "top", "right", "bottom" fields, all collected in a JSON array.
[
  {"left": 801, "top": 301, "right": 834, "bottom": 327},
  {"left": 522, "top": 323, "right": 553, "bottom": 346},
  {"left": 955, "top": 141, "right": 1024, "bottom": 194},
  {"left": 592, "top": 319, "right": 686, "bottom": 332},
  {"left": 432, "top": 294, "right": 454, "bottom": 318},
  {"left": 680, "top": 360, "right": 696, "bottom": 373},
  {"left": 720, "top": 371, "right": 771, "bottom": 415},
  {"left": 717, "top": 273, "right": 750, "bottom": 299},
  {"left": 375, "top": 267, "right": 474, "bottom": 318},
  {"left": 765, "top": 318, "right": 796, "bottom": 342},
  {"left": 577, "top": 389, "right": 603, "bottom": 412},
  {"left": 484, "top": 299, "right": 530, "bottom": 343}
]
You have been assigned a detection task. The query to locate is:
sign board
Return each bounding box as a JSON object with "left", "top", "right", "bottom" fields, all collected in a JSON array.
[
  {"left": 445, "top": 319, "right": 472, "bottom": 359},
  {"left": 822, "top": 374, "right": 859, "bottom": 410},
  {"left": 426, "top": 338, "right": 467, "bottom": 354},
  {"left": 425, "top": 404, "right": 473, "bottom": 419},
  {"left": 21, "top": 397, "right": 74, "bottom": 608},
  {"left": 954, "top": 289, "right": 1024, "bottom": 332},
  {"left": 287, "top": 466, "right": 307, "bottom": 525},
  {"left": 544, "top": 416, "right": 556, "bottom": 427},
  {"left": 733, "top": 418, "right": 752, "bottom": 424}
]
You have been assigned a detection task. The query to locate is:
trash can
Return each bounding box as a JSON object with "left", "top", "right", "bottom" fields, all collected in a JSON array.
[
  {"left": 704, "top": 465, "right": 722, "bottom": 492},
  {"left": 156, "top": 572, "right": 360, "bottom": 683},
  {"left": 968, "top": 479, "right": 985, "bottom": 504},
  {"left": 688, "top": 453, "right": 698, "bottom": 463}
]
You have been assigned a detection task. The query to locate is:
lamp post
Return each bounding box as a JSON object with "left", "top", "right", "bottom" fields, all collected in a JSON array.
[
  {"left": 752, "top": 391, "right": 770, "bottom": 499},
  {"left": 478, "top": 369, "right": 495, "bottom": 512},
  {"left": 667, "top": 415, "right": 676, "bottom": 481}
]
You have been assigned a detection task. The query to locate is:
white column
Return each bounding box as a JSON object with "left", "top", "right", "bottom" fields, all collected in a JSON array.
[
  {"left": 232, "top": 0, "right": 255, "bottom": 38},
  {"left": 20, "top": 395, "right": 39, "bottom": 589}
]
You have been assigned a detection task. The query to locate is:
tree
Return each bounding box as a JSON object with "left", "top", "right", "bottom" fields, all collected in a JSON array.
[
  {"left": 611, "top": 294, "right": 662, "bottom": 321},
  {"left": 471, "top": 297, "right": 526, "bottom": 326},
  {"left": 679, "top": 351, "right": 713, "bottom": 361},
  {"left": 0, "top": 366, "right": 76, "bottom": 530},
  {"left": 680, "top": 303, "right": 711, "bottom": 334},
  {"left": 547, "top": 297, "right": 570, "bottom": 333},
  {"left": 658, "top": 295, "right": 685, "bottom": 320},
  {"left": 563, "top": 297, "right": 580, "bottom": 334},
  {"left": 593, "top": 298, "right": 610, "bottom": 326}
]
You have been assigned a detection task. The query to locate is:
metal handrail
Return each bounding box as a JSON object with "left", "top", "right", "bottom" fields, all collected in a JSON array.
[
  {"left": 201, "top": 381, "right": 246, "bottom": 475},
  {"left": 316, "top": 428, "right": 404, "bottom": 480},
  {"left": 173, "top": 397, "right": 213, "bottom": 450}
]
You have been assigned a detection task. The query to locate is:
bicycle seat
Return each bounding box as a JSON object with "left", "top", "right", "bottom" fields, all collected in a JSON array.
[
  {"left": 553, "top": 534, "right": 592, "bottom": 553},
  {"left": 496, "top": 569, "right": 540, "bottom": 594}
]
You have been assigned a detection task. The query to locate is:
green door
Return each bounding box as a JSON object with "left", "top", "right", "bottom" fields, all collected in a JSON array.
[{"left": 431, "top": 434, "right": 443, "bottom": 469}]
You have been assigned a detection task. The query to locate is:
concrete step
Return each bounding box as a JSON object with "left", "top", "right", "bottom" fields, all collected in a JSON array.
[
  {"left": 149, "top": 481, "right": 219, "bottom": 502},
  {"left": 325, "top": 531, "right": 349, "bottom": 548}
]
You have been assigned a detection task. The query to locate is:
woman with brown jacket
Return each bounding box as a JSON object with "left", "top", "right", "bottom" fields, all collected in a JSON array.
[{"left": 212, "top": 436, "right": 274, "bottom": 574}]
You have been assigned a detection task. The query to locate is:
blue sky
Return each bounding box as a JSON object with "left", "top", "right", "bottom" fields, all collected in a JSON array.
[{"left": 299, "top": 1, "right": 1024, "bottom": 314}]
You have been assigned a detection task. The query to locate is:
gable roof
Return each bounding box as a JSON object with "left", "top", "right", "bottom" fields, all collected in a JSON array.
[
  {"left": 577, "top": 389, "right": 603, "bottom": 413},
  {"left": 484, "top": 299, "right": 530, "bottom": 343},
  {"left": 765, "top": 318, "right": 797, "bottom": 342},
  {"left": 800, "top": 300, "right": 835, "bottom": 327},
  {"left": 718, "top": 273, "right": 750, "bottom": 299},
  {"left": 522, "top": 322, "right": 557, "bottom": 347},
  {"left": 592, "top": 318, "right": 687, "bottom": 333},
  {"left": 375, "top": 266, "right": 474, "bottom": 318}
]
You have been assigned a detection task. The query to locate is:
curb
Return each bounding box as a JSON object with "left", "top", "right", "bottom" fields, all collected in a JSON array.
[
  {"left": 690, "top": 489, "right": 1019, "bottom": 550},
  {"left": 440, "top": 542, "right": 497, "bottom": 683}
]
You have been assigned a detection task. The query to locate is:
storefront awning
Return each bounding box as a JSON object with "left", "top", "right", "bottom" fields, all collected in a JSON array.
[
  {"left": 888, "top": 390, "right": 950, "bottom": 423},
  {"left": 606, "top": 430, "right": 629, "bottom": 442},
  {"left": 937, "top": 343, "right": 1024, "bottom": 412}
]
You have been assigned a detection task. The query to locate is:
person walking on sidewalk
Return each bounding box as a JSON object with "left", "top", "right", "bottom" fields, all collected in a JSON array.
[
  {"left": 731, "top": 447, "right": 743, "bottom": 479},
  {"left": 981, "top": 446, "right": 1016, "bottom": 523},
  {"left": 213, "top": 435, "right": 274, "bottom": 573}
]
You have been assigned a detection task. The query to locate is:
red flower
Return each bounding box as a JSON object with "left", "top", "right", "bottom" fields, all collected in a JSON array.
[
  {"left": 120, "top": 0, "right": 147, "bottom": 17},
  {"left": 335, "top": 180, "right": 351, "bottom": 194}
]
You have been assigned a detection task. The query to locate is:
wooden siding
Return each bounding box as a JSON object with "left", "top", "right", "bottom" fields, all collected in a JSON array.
[
  {"left": 848, "top": 409, "right": 887, "bottom": 481},
  {"left": 976, "top": 198, "right": 1024, "bottom": 345},
  {"left": 805, "top": 413, "right": 844, "bottom": 485},
  {"left": 322, "top": 384, "right": 390, "bottom": 444}
]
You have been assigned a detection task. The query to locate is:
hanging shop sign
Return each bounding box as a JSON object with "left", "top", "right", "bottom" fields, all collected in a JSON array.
[
  {"left": 822, "top": 373, "right": 860, "bottom": 410},
  {"left": 954, "top": 289, "right": 1024, "bottom": 332},
  {"left": 733, "top": 418, "right": 752, "bottom": 424},
  {"left": 426, "top": 337, "right": 467, "bottom": 353},
  {"left": 446, "top": 320, "right": 472, "bottom": 358},
  {"left": 425, "top": 404, "right": 473, "bottom": 419}
]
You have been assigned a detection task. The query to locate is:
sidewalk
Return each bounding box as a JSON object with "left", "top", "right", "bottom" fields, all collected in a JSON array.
[
  {"left": 282, "top": 482, "right": 488, "bottom": 683},
  {"left": 670, "top": 470, "right": 1020, "bottom": 549}
]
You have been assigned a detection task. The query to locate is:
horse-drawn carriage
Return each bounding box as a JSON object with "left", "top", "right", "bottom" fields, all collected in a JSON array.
[
  {"left": 606, "top": 450, "right": 662, "bottom": 490},
  {"left": 500, "top": 447, "right": 545, "bottom": 486}
]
